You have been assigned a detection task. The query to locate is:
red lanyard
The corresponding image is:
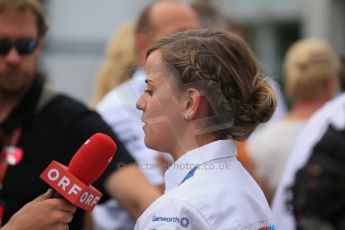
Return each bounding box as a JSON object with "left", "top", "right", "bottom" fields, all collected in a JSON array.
[
  {"left": 0, "top": 128, "right": 23, "bottom": 224},
  {"left": 0, "top": 128, "right": 23, "bottom": 185}
]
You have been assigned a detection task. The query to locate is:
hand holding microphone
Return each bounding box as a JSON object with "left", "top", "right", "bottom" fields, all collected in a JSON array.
[
  {"left": 40, "top": 133, "right": 117, "bottom": 212},
  {"left": 1, "top": 189, "right": 76, "bottom": 230}
]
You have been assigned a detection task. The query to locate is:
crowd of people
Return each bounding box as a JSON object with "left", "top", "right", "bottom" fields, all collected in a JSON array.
[{"left": 0, "top": 0, "right": 344, "bottom": 229}]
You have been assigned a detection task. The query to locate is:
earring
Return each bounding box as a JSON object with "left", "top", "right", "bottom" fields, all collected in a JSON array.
[{"left": 184, "top": 114, "right": 189, "bottom": 120}]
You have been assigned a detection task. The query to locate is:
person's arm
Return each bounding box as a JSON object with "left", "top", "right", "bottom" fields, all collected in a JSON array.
[
  {"left": 1, "top": 189, "right": 76, "bottom": 230},
  {"left": 104, "top": 164, "right": 161, "bottom": 219}
]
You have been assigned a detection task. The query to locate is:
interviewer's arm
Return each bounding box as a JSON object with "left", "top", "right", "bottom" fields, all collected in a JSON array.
[{"left": 1, "top": 189, "right": 76, "bottom": 230}]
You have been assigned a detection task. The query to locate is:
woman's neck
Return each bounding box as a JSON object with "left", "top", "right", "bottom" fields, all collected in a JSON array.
[{"left": 170, "top": 133, "right": 217, "bottom": 161}]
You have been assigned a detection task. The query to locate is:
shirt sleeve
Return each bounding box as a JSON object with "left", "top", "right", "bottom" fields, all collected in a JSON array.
[{"left": 134, "top": 198, "right": 212, "bottom": 230}]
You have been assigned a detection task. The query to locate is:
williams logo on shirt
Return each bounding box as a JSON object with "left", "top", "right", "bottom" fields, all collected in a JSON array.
[
  {"left": 152, "top": 215, "right": 190, "bottom": 227},
  {"left": 258, "top": 225, "right": 277, "bottom": 230}
]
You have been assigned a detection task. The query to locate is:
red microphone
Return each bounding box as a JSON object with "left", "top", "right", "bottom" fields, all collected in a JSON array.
[{"left": 40, "top": 133, "right": 117, "bottom": 211}]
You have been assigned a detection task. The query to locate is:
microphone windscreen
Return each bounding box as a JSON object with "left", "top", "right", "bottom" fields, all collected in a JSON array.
[{"left": 67, "top": 133, "right": 117, "bottom": 185}]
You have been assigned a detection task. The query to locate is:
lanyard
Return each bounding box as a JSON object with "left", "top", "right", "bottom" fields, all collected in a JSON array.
[
  {"left": 0, "top": 128, "right": 23, "bottom": 224},
  {"left": 0, "top": 128, "right": 23, "bottom": 185}
]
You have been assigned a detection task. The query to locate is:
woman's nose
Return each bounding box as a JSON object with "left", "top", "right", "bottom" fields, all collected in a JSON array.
[{"left": 136, "top": 93, "right": 146, "bottom": 111}]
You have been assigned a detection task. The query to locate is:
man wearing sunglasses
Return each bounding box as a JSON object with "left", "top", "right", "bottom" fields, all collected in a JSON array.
[
  {"left": 0, "top": 0, "right": 161, "bottom": 229},
  {"left": 0, "top": 13, "right": 42, "bottom": 109}
]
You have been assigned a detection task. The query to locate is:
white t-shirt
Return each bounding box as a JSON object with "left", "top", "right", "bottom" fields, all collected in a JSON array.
[
  {"left": 135, "top": 140, "right": 276, "bottom": 230},
  {"left": 248, "top": 120, "right": 305, "bottom": 192}
]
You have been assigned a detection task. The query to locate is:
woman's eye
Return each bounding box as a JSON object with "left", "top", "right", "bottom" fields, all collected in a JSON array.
[{"left": 144, "top": 89, "right": 153, "bottom": 96}]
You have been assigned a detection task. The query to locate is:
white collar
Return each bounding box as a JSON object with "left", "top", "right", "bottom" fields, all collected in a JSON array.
[{"left": 164, "top": 140, "right": 237, "bottom": 192}]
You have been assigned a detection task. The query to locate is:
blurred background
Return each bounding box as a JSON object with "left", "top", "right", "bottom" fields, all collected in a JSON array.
[{"left": 40, "top": 0, "right": 345, "bottom": 104}]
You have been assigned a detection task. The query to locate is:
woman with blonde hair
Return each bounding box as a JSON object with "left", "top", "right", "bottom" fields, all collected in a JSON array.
[
  {"left": 134, "top": 28, "right": 277, "bottom": 229},
  {"left": 91, "top": 22, "right": 137, "bottom": 106}
]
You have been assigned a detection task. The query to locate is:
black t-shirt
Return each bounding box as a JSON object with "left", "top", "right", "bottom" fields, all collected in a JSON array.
[
  {"left": 293, "top": 124, "right": 345, "bottom": 230},
  {"left": 0, "top": 79, "right": 135, "bottom": 229}
]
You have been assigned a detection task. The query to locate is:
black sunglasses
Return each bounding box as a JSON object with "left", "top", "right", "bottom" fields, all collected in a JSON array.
[{"left": 0, "top": 38, "right": 39, "bottom": 56}]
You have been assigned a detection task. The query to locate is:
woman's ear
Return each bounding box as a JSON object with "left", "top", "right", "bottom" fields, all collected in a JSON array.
[{"left": 183, "top": 88, "right": 203, "bottom": 120}]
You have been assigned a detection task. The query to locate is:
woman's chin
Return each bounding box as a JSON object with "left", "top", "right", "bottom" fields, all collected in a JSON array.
[{"left": 143, "top": 137, "right": 153, "bottom": 149}]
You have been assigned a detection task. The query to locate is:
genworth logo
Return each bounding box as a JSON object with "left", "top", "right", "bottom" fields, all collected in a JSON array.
[
  {"left": 152, "top": 215, "right": 190, "bottom": 227},
  {"left": 180, "top": 217, "right": 190, "bottom": 227}
]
